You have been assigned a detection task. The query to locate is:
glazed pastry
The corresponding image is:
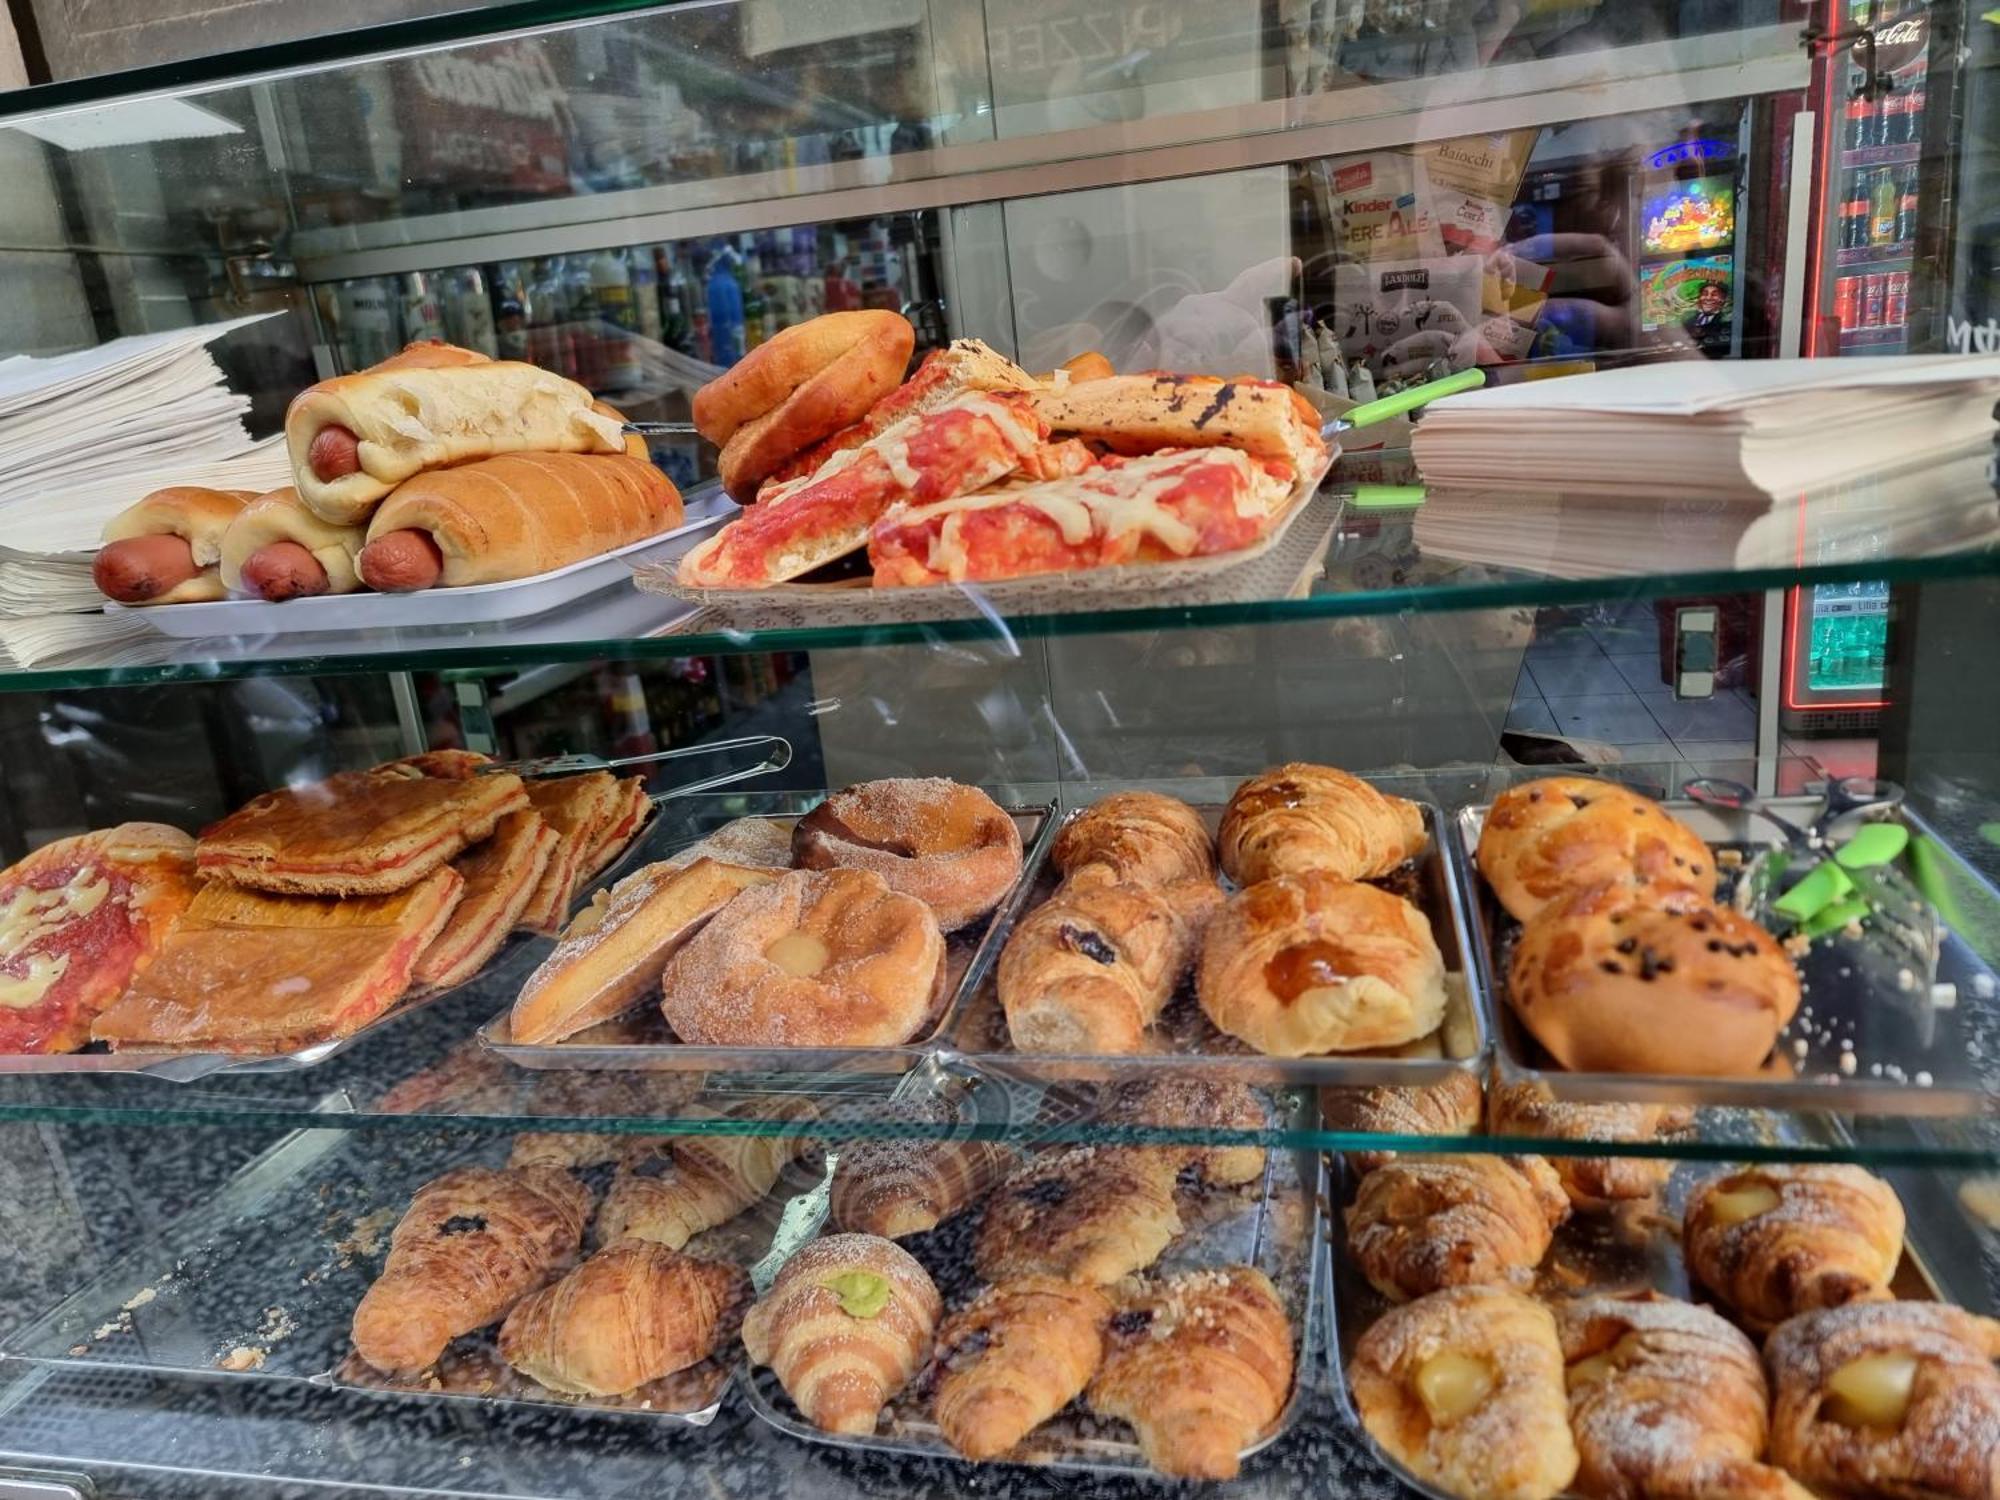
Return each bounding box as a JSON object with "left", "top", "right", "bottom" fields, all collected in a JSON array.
[
  {"left": 350, "top": 1166, "right": 592, "bottom": 1376},
  {"left": 1217, "top": 763, "right": 1426, "bottom": 886},
  {"left": 1766, "top": 1301, "right": 2000, "bottom": 1500},
  {"left": 1476, "top": 776, "right": 1716, "bottom": 923},
  {"left": 1556, "top": 1292, "right": 1807, "bottom": 1500},
  {"left": 597, "top": 1117, "right": 808, "bottom": 1249},
  {"left": 792, "top": 777, "right": 1023, "bottom": 930},
  {"left": 659, "top": 867, "right": 946, "bottom": 1048},
  {"left": 1320, "top": 1072, "right": 1484, "bottom": 1174},
  {"left": 1197, "top": 871, "right": 1447, "bottom": 1056},
  {"left": 1087, "top": 1266, "right": 1295, "bottom": 1481},
  {"left": 1051, "top": 791, "right": 1215, "bottom": 887},
  {"left": 933, "top": 1276, "right": 1110, "bottom": 1460},
  {"left": 1684, "top": 1164, "right": 1905, "bottom": 1333},
  {"left": 974, "top": 1146, "right": 1181, "bottom": 1286},
  {"left": 1346, "top": 1154, "right": 1570, "bottom": 1303},
  {"left": 497, "top": 1240, "right": 746, "bottom": 1397},
  {"left": 997, "top": 876, "right": 1216, "bottom": 1053},
  {"left": 829, "top": 1135, "right": 1018, "bottom": 1240},
  {"left": 1506, "top": 882, "right": 1800, "bottom": 1077},
  {"left": 1349, "top": 1285, "right": 1580, "bottom": 1500},
  {"left": 1487, "top": 1081, "right": 1690, "bottom": 1209},
  {"left": 1100, "top": 1074, "right": 1268, "bottom": 1186},
  {"left": 741, "top": 1233, "right": 942, "bottom": 1436}
]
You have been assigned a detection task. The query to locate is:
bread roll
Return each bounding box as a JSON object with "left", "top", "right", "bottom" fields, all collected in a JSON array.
[
  {"left": 220, "top": 486, "right": 365, "bottom": 598},
  {"left": 1476, "top": 776, "right": 1717, "bottom": 923},
  {"left": 358, "top": 450, "right": 682, "bottom": 589}
]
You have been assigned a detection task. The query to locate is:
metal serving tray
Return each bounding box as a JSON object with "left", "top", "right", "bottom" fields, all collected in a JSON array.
[
  {"left": 946, "top": 800, "right": 1487, "bottom": 1087},
  {"left": 737, "top": 1086, "right": 1324, "bottom": 1476},
  {"left": 1321, "top": 1141, "right": 1952, "bottom": 1500},
  {"left": 1452, "top": 796, "right": 2000, "bottom": 1115},
  {"left": 479, "top": 804, "right": 1058, "bottom": 1076},
  {"left": 0, "top": 800, "right": 667, "bottom": 1083}
]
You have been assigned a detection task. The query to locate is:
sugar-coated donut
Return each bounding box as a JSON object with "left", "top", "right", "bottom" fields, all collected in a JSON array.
[
  {"left": 1476, "top": 775, "right": 1716, "bottom": 923},
  {"left": 1505, "top": 881, "right": 1799, "bottom": 1076},
  {"left": 793, "top": 777, "right": 1023, "bottom": 931},
  {"left": 659, "top": 867, "right": 944, "bottom": 1047}
]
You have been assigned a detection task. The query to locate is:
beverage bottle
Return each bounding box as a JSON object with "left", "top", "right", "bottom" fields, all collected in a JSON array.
[
  {"left": 558, "top": 257, "right": 602, "bottom": 391},
  {"left": 742, "top": 253, "right": 769, "bottom": 349},
  {"left": 1904, "top": 87, "right": 1926, "bottom": 146},
  {"left": 1845, "top": 93, "right": 1874, "bottom": 153},
  {"left": 528, "top": 258, "right": 576, "bottom": 379},
  {"left": 399, "top": 271, "right": 447, "bottom": 344},
  {"left": 591, "top": 247, "right": 641, "bottom": 390},
  {"left": 1843, "top": 179, "right": 1868, "bottom": 250},
  {"left": 335, "top": 277, "right": 398, "bottom": 369},
  {"left": 628, "top": 246, "right": 663, "bottom": 346},
  {"left": 492, "top": 264, "right": 531, "bottom": 362},
  {"left": 706, "top": 246, "right": 746, "bottom": 365},
  {"left": 1879, "top": 91, "right": 1906, "bottom": 149},
  {"left": 1870, "top": 168, "right": 1900, "bottom": 245},
  {"left": 1896, "top": 167, "right": 1920, "bottom": 243},
  {"left": 443, "top": 266, "right": 499, "bottom": 357}
]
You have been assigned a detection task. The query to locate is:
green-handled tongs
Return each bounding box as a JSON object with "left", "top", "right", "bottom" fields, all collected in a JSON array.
[{"left": 1319, "top": 367, "right": 1487, "bottom": 443}]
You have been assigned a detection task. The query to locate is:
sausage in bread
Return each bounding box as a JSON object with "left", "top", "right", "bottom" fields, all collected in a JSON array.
[{"left": 95, "top": 486, "right": 256, "bottom": 605}]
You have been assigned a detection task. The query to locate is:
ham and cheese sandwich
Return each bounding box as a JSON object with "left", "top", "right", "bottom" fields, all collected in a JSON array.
[
  {"left": 92, "top": 867, "right": 463, "bottom": 1053},
  {"left": 412, "top": 810, "right": 558, "bottom": 991},
  {"left": 196, "top": 768, "right": 528, "bottom": 897},
  {"left": 869, "top": 447, "right": 1296, "bottom": 587},
  {"left": 678, "top": 392, "right": 1088, "bottom": 589}
]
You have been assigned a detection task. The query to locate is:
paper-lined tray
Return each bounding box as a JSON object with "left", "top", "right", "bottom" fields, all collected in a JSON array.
[
  {"left": 634, "top": 456, "right": 1339, "bottom": 633},
  {"left": 107, "top": 489, "right": 733, "bottom": 639}
]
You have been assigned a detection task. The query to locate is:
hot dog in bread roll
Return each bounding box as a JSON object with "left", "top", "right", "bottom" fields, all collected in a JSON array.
[
  {"left": 94, "top": 487, "right": 256, "bottom": 605},
  {"left": 1031, "top": 372, "right": 1328, "bottom": 479},
  {"left": 356, "top": 447, "right": 683, "bottom": 592},
  {"left": 220, "top": 486, "right": 366, "bottom": 601},
  {"left": 288, "top": 342, "right": 625, "bottom": 526},
  {"left": 693, "top": 311, "right": 916, "bottom": 504}
]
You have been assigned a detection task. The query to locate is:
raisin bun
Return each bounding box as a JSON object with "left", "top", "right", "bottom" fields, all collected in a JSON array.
[{"left": 1476, "top": 776, "right": 1716, "bottom": 923}]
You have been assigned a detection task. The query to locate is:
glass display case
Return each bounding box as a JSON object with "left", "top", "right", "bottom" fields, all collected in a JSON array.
[{"left": 0, "top": 2, "right": 1996, "bottom": 1497}]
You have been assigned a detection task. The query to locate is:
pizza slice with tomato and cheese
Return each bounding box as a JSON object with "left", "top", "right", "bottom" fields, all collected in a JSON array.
[
  {"left": 868, "top": 446, "right": 1298, "bottom": 588},
  {"left": 677, "top": 391, "right": 1090, "bottom": 590}
]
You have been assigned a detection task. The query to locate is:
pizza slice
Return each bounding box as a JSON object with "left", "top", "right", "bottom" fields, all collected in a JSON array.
[
  {"left": 1030, "top": 372, "right": 1327, "bottom": 478},
  {"left": 677, "top": 391, "right": 1088, "bottom": 590},
  {"left": 868, "top": 446, "right": 1297, "bottom": 588}
]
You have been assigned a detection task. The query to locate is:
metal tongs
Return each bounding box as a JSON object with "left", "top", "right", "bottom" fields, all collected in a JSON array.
[{"left": 480, "top": 733, "right": 792, "bottom": 801}]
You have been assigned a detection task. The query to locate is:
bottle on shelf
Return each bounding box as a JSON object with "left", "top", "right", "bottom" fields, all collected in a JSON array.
[
  {"left": 706, "top": 243, "right": 746, "bottom": 366},
  {"left": 441, "top": 266, "right": 499, "bottom": 358},
  {"left": 491, "top": 263, "right": 531, "bottom": 362},
  {"left": 1903, "top": 86, "right": 1926, "bottom": 146},
  {"left": 1843, "top": 175, "right": 1870, "bottom": 250},
  {"left": 527, "top": 258, "right": 576, "bottom": 380},
  {"left": 628, "top": 246, "right": 663, "bottom": 347},
  {"left": 1896, "top": 167, "right": 1921, "bottom": 245},
  {"left": 742, "top": 252, "right": 769, "bottom": 350},
  {"left": 1869, "top": 168, "right": 1900, "bottom": 246},
  {"left": 1846, "top": 91, "right": 1876, "bottom": 153},
  {"left": 334, "top": 277, "right": 398, "bottom": 370},
  {"left": 399, "top": 271, "right": 447, "bottom": 345},
  {"left": 590, "top": 246, "right": 642, "bottom": 391},
  {"left": 1879, "top": 91, "right": 1906, "bottom": 150},
  {"left": 563, "top": 256, "right": 607, "bottom": 392}
]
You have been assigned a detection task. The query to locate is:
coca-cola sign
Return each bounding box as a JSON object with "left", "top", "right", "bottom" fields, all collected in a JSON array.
[{"left": 1873, "top": 14, "right": 1928, "bottom": 75}]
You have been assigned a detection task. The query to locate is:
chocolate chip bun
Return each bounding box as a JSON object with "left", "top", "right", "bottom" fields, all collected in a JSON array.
[{"left": 1476, "top": 776, "right": 1716, "bottom": 923}]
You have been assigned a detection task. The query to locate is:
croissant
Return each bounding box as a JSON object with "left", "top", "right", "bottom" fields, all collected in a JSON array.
[
  {"left": 1487, "top": 1082, "right": 1690, "bottom": 1209},
  {"left": 1086, "top": 1266, "right": 1295, "bottom": 1481},
  {"left": 1766, "top": 1301, "right": 2000, "bottom": 1500},
  {"left": 997, "top": 876, "right": 1215, "bottom": 1053},
  {"left": 351, "top": 1166, "right": 592, "bottom": 1376},
  {"left": 1321, "top": 1071, "right": 1484, "bottom": 1174},
  {"left": 1683, "top": 1164, "right": 1905, "bottom": 1333},
  {"left": 597, "top": 1114, "right": 808, "bottom": 1249},
  {"left": 975, "top": 1146, "right": 1182, "bottom": 1286},
  {"left": 741, "top": 1233, "right": 941, "bottom": 1436},
  {"left": 1217, "top": 762, "right": 1427, "bottom": 886},
  {"left": 497, "top": 1240, "right": 746, "bottom": 1397},
  {"left": 933, "top": 1276, "right": 1110, "bottom": 1460},
  {"left": 508, "top": 1132, "right": 639, "bottom": 1171},
  {"left": 1556, "top": 1292, "right": 1810, "bottom": 1500},
  {"left": 830, "top": 1135, "right": 1018, "bottom": 1240},
  {"left": 1346, "top": 1154, "right": 1569, "bottom": 1303},
  {"left": 1051, "top": 790, "right": 1215, "bottom": 887},
  {"left": 1349, "top": 1285, "right": 1579, "bottom": 1500},
  {"left": 1100, "top": 1073, "right": 1268, "bottom": 1186}
]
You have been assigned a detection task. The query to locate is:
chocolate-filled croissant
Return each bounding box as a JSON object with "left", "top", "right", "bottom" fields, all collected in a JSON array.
[{"left": 933, "top": 1276, "right": 1109, "bottom": 1460}]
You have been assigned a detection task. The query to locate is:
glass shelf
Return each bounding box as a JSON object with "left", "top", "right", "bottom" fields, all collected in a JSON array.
[{"left": 7, "top": 454, "right": 1996, "bottom": 692}]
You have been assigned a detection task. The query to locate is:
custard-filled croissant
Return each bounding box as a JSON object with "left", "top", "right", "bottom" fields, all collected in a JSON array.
[
  {"left": 497, "top": 1240, "right": 745, "bottom": 1397},
  {"left": 351, "top": 1166, "right": 592, "bottom": 1376},
  {"left": 974, "top": 1146, "right": 1181, "bottom": 1286},
  {"left": 1349, "top": 1284, "right": 1579, "bottom": 1500},
  {"left": 1767, "top": 1301, "right": 2000, "bottom": 1500},
  {"left": 933, "top": 1276, "right": 1109, "bottom": 1461},
  {"left": 1683, "top": 1163, "right": 1905, "bottom": 1333},
  {"left": 741, "top": 1233, "right": 941, "bottom": 1435},
  {"left": 1346, "top": 1153, "right": 1569, "bottom": 1303},
  {"left": 1087, "top": 1266, "right": 1294, "bottom": 1481},
  {"left": 1556, "top": 1292, "right": 1809, "bottom": 1500}
]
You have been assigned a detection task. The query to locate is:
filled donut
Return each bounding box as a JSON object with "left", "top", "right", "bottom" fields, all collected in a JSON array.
[
  {"left": 659, "top": 867, "right": 945, "bottom": 1047},
  {"left": 792, "top": 777, "right": 1024, "bottom": 931}
]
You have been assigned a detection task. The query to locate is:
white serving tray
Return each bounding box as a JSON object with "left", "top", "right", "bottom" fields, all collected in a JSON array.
[{"left": 105, "top": 488, "right": 732, "bottom": 639}]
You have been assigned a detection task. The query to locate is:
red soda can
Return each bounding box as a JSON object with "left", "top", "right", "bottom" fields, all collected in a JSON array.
[
  {"left": 1836, "top": 276, "right": 1862, "bottom": 330},
  {"left": 1862, "top": 274, "right": 1889, "bottom": 327},
  {"left": 1884, "top": 271, "right": 1910, "bottom": 326}
]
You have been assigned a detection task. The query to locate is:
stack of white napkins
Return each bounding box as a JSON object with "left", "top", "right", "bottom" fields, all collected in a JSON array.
[{"left": 1411, "top": 355, "right": 2000, "bottom": 498}]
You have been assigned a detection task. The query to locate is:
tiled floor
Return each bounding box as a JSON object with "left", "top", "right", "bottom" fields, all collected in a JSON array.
[{"left": 1510, "top": 605, "right": 1865, "bottom": 794}]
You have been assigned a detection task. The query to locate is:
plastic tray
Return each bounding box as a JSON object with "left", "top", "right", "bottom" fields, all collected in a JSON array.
[
  {"left": 479, "top": 804, "right": 1058, "bottom": 1076},
  {"left": 738, "top": 1087, "right": 1324, "bottom": 1476},
  {"left": 0, "top": 800, "right": 661, "bottom": 1081},
  {"left": 946, "top": 800, "right": 1487, "bottom": 1087},
  {"left": 106, "top": 488, "right": 732, "bottom": 638},
  {"left": 1322, "top": 1141, "right": 1951, "bottom": 1500},
  {"left": 1452, "top": 796, "right": 2000, "bottom": 1116}
]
